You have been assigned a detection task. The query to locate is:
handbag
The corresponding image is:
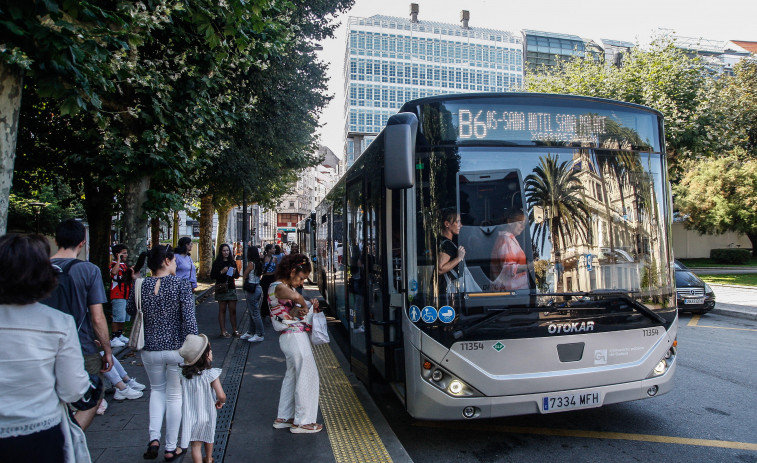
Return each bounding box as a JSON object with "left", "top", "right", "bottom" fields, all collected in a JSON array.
[
  {"left": 243, "top": 282, "right": 258, "bottom": 293},
  {"left": 310, "top": 311, "right": 330, "bottom": 345},
  {"left": 127, "top": 278, "right": 145, "bottom": 350}
]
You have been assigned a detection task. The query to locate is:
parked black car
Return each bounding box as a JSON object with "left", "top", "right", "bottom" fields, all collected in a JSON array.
[{"left": 674, "top": 260, "right": 716, "bottom": 314}]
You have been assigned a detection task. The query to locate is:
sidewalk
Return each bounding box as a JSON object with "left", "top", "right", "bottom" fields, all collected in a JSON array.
[
  {"left": 708, "top": 283, "right": 757, "bottom": 321},
  {"left": 86, "top": 284, "right": 411, "bottom": 463}
]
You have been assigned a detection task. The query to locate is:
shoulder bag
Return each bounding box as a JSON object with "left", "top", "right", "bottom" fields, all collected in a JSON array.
[{"left": 127, "top": 278, "right": 145, "bottom": 350}]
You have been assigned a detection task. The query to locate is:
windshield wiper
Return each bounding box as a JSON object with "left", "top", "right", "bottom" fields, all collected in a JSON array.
[
  {"left": 540, "top": 290, "right": 666, "bottom": 324},
  {"left": 452, "top": 306, "right": 539, "bottom": 339}
]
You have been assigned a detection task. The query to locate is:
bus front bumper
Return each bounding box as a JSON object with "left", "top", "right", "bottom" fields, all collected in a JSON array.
[{"left": 406, "top": 360, "right": 676, "bottom": 420}]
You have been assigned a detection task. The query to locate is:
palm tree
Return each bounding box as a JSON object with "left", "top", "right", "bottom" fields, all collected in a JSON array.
[{"left": 525, "top": 154, "right": 592, "bottom": 292}]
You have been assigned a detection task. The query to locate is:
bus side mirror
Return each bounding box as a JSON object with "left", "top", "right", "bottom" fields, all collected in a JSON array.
[{"left": 385, "top": 112, "right": 418, "bottom": 190}]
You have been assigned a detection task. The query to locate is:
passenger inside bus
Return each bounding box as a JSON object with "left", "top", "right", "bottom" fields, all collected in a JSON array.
[
  {"left": 490, "top": 210, "right": 529, "bottom": 291},
  {"left": 437, "top": 208, "right": 466, "bottom": 297}
]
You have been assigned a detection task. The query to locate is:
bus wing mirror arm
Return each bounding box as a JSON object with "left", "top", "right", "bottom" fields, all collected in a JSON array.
[{"left": 385, "top": 112, "right": 418, "bottom": 190}]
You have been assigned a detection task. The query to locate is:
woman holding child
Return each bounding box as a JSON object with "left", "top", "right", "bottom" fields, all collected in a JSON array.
[{"left": 269, "top": 254, "right": 323, "bottom": 433}]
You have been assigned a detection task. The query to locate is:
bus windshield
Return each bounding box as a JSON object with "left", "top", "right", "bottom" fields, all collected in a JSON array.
[{"left": 412, "top": 146, "right": 674, "bottom": 343}]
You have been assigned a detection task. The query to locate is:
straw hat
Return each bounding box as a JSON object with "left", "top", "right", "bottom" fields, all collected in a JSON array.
[{"left": 179, "top": 334, "right": 209, "bottom": 365}]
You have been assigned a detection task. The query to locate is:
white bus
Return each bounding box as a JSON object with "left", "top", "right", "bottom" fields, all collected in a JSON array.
[{"left": 311, "top": 93, "right": 678, "bottom": 419}]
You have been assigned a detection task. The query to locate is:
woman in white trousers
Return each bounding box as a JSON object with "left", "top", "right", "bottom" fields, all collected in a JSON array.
[{"left": 268, "top": 254, "right": 323, "bottom": 433}]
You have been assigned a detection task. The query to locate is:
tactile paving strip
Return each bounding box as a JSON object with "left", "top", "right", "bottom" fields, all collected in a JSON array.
[
  {"left": 212, "top": 303, "right": 250, "bottom": 462},
  {"left": 313, "top": 344, "right": 393, "bottom": 463}
]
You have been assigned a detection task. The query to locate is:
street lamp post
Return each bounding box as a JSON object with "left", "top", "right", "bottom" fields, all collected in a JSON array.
[{"left": 29, "top": 202, "right": 45, "bottom": 234}]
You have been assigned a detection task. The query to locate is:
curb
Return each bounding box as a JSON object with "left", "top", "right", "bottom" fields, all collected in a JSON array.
[
  {"left": 708, "top": 283, "right": 757, "bottom": 290},
  {"left": 711, "top": 306, "right": 757, "bottom": 321}
]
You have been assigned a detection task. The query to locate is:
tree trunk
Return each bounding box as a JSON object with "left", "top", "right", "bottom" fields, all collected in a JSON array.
[
  {"left": 551, "top": 216, "right": 564, "bottom": 293},
  {"left": 216, "top": 205, "right": 231, "bottom": 251},
  {"left": 83, "top": 179, "right": 115, "bottom": 288},
  {"left": 122, "top": 176, "right": 150, "bottom": 265},
  {"left": 150, "top": 217, "right": 160, "bottom": 247},
  {"left": 172, "top": 210, "right": 179, "bottom": 247},
  {"left": 198, "top": 194, "right": 214, "bottom": 280},
  {"left": 0, "top": 63, "right": 24, "bottom": 235}
]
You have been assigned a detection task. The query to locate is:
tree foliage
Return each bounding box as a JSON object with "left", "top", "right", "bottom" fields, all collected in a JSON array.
[{"left": 674, "top": 149, "right": 757, "bottom": 256}]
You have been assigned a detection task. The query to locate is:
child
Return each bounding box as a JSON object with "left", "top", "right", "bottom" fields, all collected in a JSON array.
[{"left": 178, "top": 334, "right": 227, "bottom": 463}]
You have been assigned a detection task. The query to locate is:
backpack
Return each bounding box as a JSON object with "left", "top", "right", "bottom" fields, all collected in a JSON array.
[{"left": 41, "top": 259, "right": 86, "bottom": 331}]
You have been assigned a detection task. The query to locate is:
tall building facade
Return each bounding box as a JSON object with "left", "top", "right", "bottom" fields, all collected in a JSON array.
[{"left": 344, "top": 6, "right": 524, "bottom": 166}]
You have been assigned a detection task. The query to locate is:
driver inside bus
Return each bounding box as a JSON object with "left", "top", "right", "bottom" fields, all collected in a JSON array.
[{"left": 490, "top": 209, "right": 529, "bottom": 291}]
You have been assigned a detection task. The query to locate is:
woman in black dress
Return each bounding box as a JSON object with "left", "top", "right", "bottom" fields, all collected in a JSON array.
[{"left": 210, "top": 243, "right": 240, "bottom": 338}]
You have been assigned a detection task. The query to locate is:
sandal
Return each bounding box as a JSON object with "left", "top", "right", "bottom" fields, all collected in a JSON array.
[
  {"left": 219, "top": 332, "right": 231, "bottom": 338},
  {"left": 232, "top": 331, "right": 241, "bottom": 337},
  {"left": 272, "top": 418, "right": 294, "bottom": 429},
  {"left": 164, "top": 447, "right": 184, "bottom": 461},
  {"left": 143, "top": 439, "right": 159, "bottom": 459},
  {"left": 290, "top": 423, "right": 323, "bottom": 434}
]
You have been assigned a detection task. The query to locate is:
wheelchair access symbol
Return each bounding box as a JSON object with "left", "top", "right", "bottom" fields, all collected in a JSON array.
[
  {"left": 438, "top": 306, "right": 455, "bottom": 323},
  {"left": 421, "top": 306, "right": 438, "bottom": 323},
  {"left": 409, "top": 305, "right": 421, "bottom": 323}
]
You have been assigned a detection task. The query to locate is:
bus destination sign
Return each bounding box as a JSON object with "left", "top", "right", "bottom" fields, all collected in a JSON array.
[
  {"left": 420, "top": 99, "right": 660, "bottom": 150},
  {"left": 459, "top": 109, "right": 607, "bottom": 145}
]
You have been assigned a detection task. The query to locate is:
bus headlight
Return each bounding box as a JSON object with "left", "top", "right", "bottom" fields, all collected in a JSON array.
[
  {"left": 420, "top": 357, "right": 482, "bottom": 397},
  {"left": 647, "top": 346, "right": 676, "bottom": 378},
  {"left": 449, "top": 380, "right": 463, "bottom": 394}
]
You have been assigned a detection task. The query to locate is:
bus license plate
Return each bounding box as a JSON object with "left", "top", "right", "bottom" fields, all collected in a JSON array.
[
  {"left": 542, "top": 391, "right": 601, "bottom": 413},
  {"left": 684, "top": 298, "right": 704, "bottom": 304}
]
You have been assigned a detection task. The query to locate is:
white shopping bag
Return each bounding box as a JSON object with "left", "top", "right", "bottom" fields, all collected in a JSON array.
[{"left": 310, "top": 312, "right": 330, "bottom": 345}]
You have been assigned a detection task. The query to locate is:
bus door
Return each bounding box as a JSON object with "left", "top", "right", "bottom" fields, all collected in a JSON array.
[
  {"left": 346, "top": 179, "right": 370, "bottom": 382},
  {"left": 365, "top": 172, "right": 395, "bottom": 385}
]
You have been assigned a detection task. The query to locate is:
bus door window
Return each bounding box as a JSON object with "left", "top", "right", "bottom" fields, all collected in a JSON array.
[
  {"left": 390, "top": 190, "right": 403, "bottom": 293},
  {"left": 346, "top": 178, "right": 370, "bottom": 381}
]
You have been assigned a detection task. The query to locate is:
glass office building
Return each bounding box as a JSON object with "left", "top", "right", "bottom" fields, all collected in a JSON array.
[{"left": 344, "top": 13, "right": 523, "bottom": 166}]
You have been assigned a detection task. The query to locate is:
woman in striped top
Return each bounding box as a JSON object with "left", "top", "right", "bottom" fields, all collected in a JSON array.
[{"left": 269, "top": 254, "right": 323, "bottom": 433}]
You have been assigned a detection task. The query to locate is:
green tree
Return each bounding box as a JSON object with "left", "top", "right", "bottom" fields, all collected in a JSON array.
[
  {"left": 674, "top": 149, "right": 757, "bottom": 256},
  {"left": 525, "top": 154, "right": 592, "bottom": 292},
  {"left": 0, "top": 0, "right": 143, "bottom": 234},
  {"left": 705, "top": 60, "right": 757, "bottom": 157}
]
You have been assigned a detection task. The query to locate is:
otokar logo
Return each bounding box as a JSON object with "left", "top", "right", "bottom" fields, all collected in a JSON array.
[{"left": 547, "top": 321, "right": 595, "bottom": 334}]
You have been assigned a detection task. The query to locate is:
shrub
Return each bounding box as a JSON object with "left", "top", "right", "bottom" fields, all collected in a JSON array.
[{"left": 709, "top": 248, "right": 752, "bottom": 264}]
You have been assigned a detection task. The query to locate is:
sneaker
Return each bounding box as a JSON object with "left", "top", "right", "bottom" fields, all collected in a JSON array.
[
  {"left": 114, "top": 386, "right": 143, "bottom": 401},
  {"left": 248, "top": 334, "right": 264, "bottom": 343},
  {"left": 239, "top": 332, "right": 253, "bottom": 340},
  {"left": 96, "top": 398, "right": 108, "bottom": 415},
  {"left": 118, "top": 334, "right": 129, "bottom": 343},
  {"left": 126, "top": 378, "right": 146, "bottom": 391},
  {"left": 110, "top": 337, "right": 126, "bottom": 348}
]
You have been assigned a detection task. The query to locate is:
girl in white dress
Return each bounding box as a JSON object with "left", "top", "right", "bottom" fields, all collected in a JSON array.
[{"left": 178, "top": 334, "right": 226, "bottom": 463}]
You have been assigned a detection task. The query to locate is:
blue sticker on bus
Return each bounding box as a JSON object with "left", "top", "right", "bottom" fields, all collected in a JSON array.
[
  {"left": 438, "top": 306, "right": 455, "bottom": 323},
  {"left": 409, "top": 305, "right": 421, "bottom": 323},
  {"left": 421, "top": 306, "right": 438, "bottom": 323}
]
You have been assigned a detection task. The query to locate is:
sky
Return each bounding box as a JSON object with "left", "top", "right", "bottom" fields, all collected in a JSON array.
[{"left": 315, "top": 0, "right": 757, "bottom": 157}]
